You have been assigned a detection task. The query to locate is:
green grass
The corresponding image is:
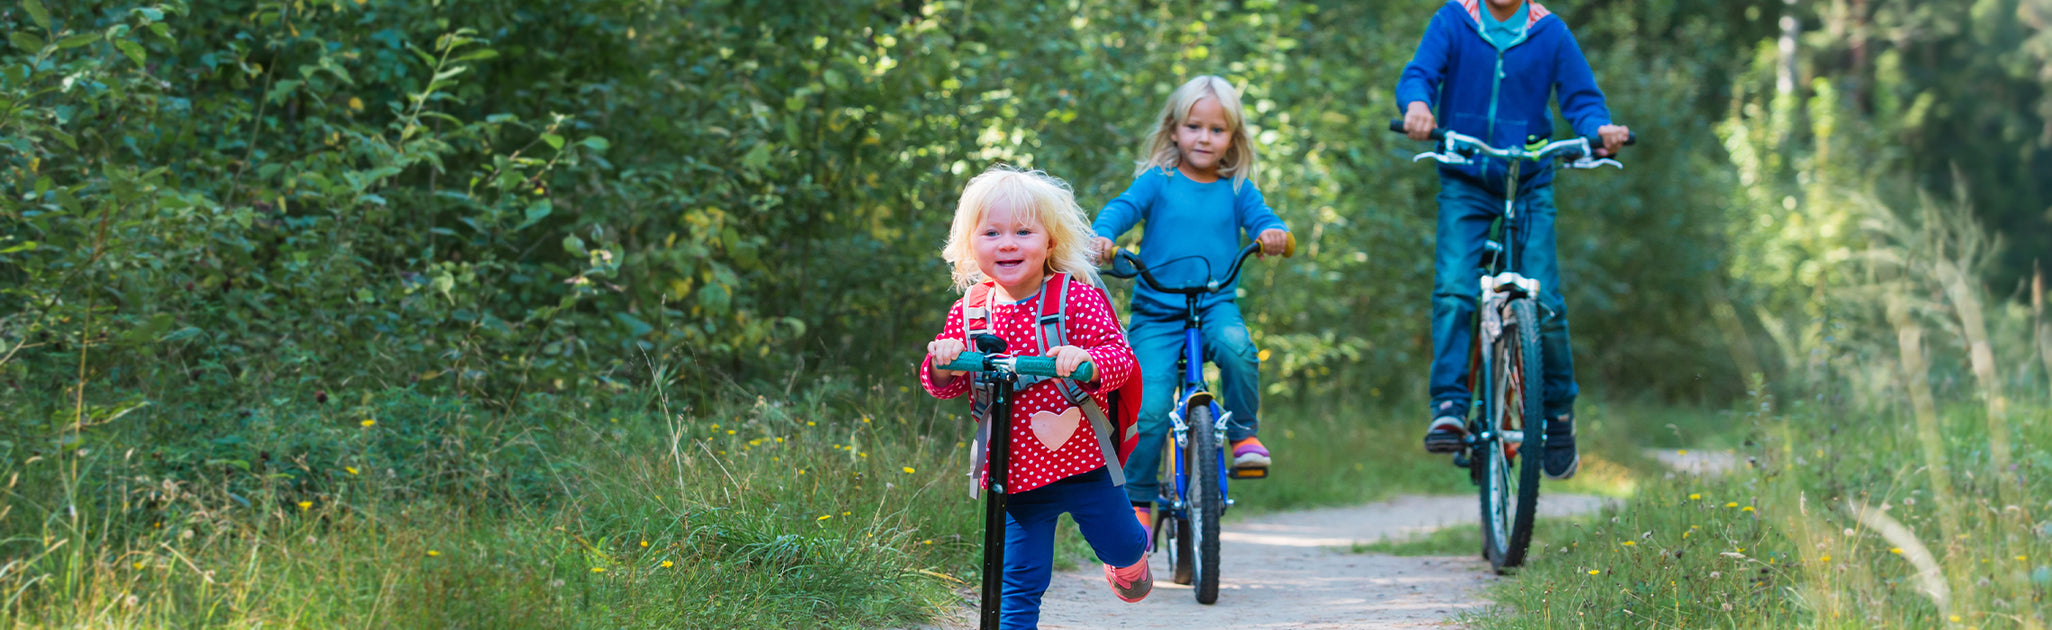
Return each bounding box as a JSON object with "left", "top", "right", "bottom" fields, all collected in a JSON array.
[
  {"left": 1463, "top": 399, "right": 2052, "bottom": 629},
  {"left": 0, "top": 367, "right": 1770, "bottom": 628}
]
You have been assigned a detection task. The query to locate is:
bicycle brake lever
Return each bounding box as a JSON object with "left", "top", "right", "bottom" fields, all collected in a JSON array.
[
  {"left": 1566, "top": 157, "right": 1623, "bottom": 169},
  {"left": 1412, "top": 152, "right": 1472, "bottom": 165}
]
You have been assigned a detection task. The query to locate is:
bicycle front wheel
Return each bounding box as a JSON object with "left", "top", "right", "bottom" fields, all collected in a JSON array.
[
  {"left": 1185, "top": 403, "right": 1224, "bottom": 604},
  {"left": 1480, "top": 297, "right": 1546, "bottom": 572}
]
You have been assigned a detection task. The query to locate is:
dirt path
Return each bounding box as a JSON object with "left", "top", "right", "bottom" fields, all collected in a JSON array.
[
  {"left": 905, "top": 449, "right": 1732, "bottom": 629},
  {"left": 1019, "top": 492, "right": 1609, "bottom": 629}
]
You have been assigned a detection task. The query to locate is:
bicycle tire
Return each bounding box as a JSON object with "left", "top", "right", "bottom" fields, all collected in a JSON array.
[
  {"left": 1186, "top": 403, "right": 1223, "bottom": 604},
  {"left": 1481, "top": 298, "right": 1546, "bottom": 572}
]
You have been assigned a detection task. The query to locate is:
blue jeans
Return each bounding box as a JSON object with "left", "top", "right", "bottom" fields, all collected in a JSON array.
[
  {"left": 1122, "top": 298, "right": 1262, "bottom": 506},
  {"left": 1429, "top": 174, "right": 1578, "bottom": 422},
  {"left": 1000, "top": 468, "right": 1149, "bottom": 629}
]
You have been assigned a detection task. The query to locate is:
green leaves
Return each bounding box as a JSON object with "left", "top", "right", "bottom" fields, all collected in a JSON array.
[
  {"left": 22, "top": 0, "right": 51, "bottom": 31},
  {"left": 8, "top": 32, "right": 44, "bottom": 54}
]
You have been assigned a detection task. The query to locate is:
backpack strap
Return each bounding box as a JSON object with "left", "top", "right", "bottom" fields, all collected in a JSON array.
[
  {"left": 1039, "top": 276, "right": 1128, "bottom": 487},
  {"left": 960, "top": 275, "right": 1130, "bottom": 497},
  {"left": 961, "top": 284, "right": 996, "bottom": 500}
]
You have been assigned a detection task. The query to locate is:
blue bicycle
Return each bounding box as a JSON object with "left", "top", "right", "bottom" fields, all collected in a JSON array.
[{"left": 1101, "top": 236, "right": 1293, "bottom": 604}]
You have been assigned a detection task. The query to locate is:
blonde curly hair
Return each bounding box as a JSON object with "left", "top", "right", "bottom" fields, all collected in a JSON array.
[
  {"left": 1136, "top": 75, "right": 1260, "bottom": 192},
  {"left": 941, "top": 165, "right": 1101, "bottom": 292}
]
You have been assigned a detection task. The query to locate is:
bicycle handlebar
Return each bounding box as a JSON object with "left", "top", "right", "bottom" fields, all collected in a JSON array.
[
  {"left": 1101, "top": 233, "right": 1295, "bottom": 295},
  {"left": 1386, "top": 119, "right": 1636, "bottom": 160},
  {"left": 940, "top": 352, "right": 1095, "bottom": 382}
]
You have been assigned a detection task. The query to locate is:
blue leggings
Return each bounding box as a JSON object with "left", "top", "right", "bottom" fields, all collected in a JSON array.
[{"left": 1000, "top": 467, "right": 1148, "bottom": 629}]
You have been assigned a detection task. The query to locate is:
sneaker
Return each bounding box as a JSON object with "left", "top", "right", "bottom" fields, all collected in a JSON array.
[
  {"left": 1230, "top": 436, "right": 1271, "bottom": 468},
  {"left": 1424, "top": 416, "right": 1467, "bottom": 454},
  {"left": 1104, "top": 554, "right": 1153, "bottom": 603},
  {"left": 1543, "top": 413, "right": 1579, "bottom": 480}
]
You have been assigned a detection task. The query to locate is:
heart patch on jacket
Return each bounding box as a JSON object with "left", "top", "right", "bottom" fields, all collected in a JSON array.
[{"left": 1028, "top": 407, "right": 1082, "bottom": 452}]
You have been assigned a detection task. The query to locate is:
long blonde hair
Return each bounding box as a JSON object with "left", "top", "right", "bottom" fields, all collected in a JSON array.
[
  {"left": 1136, "top": 75, "right": 1260, "bottom": 192},
  {"left": 941, "top": 165, "right": 1101, "bottom": 293}
]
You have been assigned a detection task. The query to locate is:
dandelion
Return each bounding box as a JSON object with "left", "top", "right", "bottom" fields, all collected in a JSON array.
[
  {"left": 133, "top": 561, "right": 145, "bottom": 570},
  {"left": 799, "top": 469, "right": 807, "bottom": 475},
  {"left": 1621, "top": 541, "right": 1636, "bottom": 546},
  {"left": 427, "top": 550, "right": 440, "bottom": 557},
  {"left": 1678, "top": 449, "right": 1688, "bottom": 455},
  {"left": 591, "top": 567, "right": 605, "bottom": 573},
  {"left": 2018, "top": 555, "right": 2028, "bottom": 562},
  {"left": 818, "top": 514, "right": 832, "bottom": 521},
  {"left": 842, "top": 511, "right": 851, "bottom": 516},
  {"left": 726, "top": 430, "right": 736, "bottom": 435},
  {"left": 346, "top": 466, "right": 359, "bottom": 475},
  {"left": 775, "top": 437, "right": 784, "bottom": 443},
  {"left": 298, "top": 501, "right": 312, "bottom": 511},
  {"left": 1890, "top": 547, "right": 1904, "bottom": 555},
  {"left": 1684, "top": 531, "right": 1691, "bottom": 539},
  {"left": 902, "top": 467, "right": 917, "bottom": 474},
  {"left": 1725, "top": 502, "right": 1739, "bottom": 508},
  {"left": 713, "top": 424, "right": 720, "bottom": 429},
  {"left": 1587, "top": 569, "right": 1600, "bottom": 575},
  {"left": 862, "top": 416, "right": 871, "bottom": 423},
  {"left": 1689, "top": 493, "right": 1701, "bottom": 500},
  {"left": 1819, "top": 555, "right": 1830, "bottom": 562},
  {"left": 1951, "top": 616, "right": 1962, "bottom": 623},
  {"left": 1742, "top": 506, "right": 1756, "bottom": 513},
  {"left": 361, "top": 419, "right": 376, "bottom": 427},
  {"left": 348, "top": 97, "right": 365, "bottom": 110},
  {"left": 661, "top": 560, "right": 674, "bottom": 568},
  {"left": 860, "top": 452, "right": 869, "bottom": 458},
  {"left": 922, "top": 539, "right": 933, "bottom": 545},
  {"left": 807, "top": 421, "right": 816, "bottom": 426},
  {"left": 640, "top": 540, "right": 649, "bottom": 548}
]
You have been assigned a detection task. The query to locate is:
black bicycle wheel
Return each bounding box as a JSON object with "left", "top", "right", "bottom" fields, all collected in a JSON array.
[
  {"left": 1481, "top": 298, "right": 1547, "bottom": 572},
  {"left": 1186, "top": 403, "right": 1223, "bottom": 604}
]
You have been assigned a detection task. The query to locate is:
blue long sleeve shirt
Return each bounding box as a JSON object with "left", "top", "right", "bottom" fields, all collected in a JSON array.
[
  {"left": 1092, "top": 168, "right": 1289, "bottom": 311},
  {"left": 1395, "top": 0, "right": 1613, "bottom": 194}
]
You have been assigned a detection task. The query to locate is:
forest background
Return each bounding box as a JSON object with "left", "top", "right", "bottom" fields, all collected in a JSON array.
[{"left": 2, "top": 0, "right": 2050, "bottom": 627}]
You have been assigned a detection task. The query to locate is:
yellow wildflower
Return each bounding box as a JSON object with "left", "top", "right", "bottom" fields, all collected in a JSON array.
[
  {"left": 1742, "top": 506, "right": 1756, "bottom": 512},
  {"left": 427, "top": 550, "right": 440, "bottom": 557},
  {"left": 591, "top": 567, "right": 605, "bottom": 573},
  {"left": 1890, "top": 547, "right": 1903, "bottom": 554},
  {"left": 1689, "top": 493, "right": 1701, "bottom": 500},
  {"left": 661, "top": 560, "right": 674, "bottom": 568},
  {"left": 1621, "top": 541, "right": 1635, "bottom": 546},
  {"left": 902, "top": 467, "right": 917, "bottom": 474},
  {"left": 298, "top": 501, "right": 312, "bottom": 511},
  {"left": 1587, "top": 569, "right": 1600, "bottom": 575},
  {"left": 361, "top": 419, "right": 376, "bottom": 427},
  {"left": 1725, "top": 502, "right": 1739, "bottom": 508},
  {"left": 346, "top": 466, "right": 359, "bottom": 475},
  {"left": 1819, "top": 555, "right": 1830, "bottom": 562},
  {"left": 640, "top": 540, "right": 649, "bottom": 548},
  {"left": 817, "top": 514, "right": 832, "bottom": 521}
]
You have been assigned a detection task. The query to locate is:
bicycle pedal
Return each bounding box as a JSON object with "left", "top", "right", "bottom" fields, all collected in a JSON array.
[{"left": 1227, "top": 466, "right": 1268, "bottom": 480}]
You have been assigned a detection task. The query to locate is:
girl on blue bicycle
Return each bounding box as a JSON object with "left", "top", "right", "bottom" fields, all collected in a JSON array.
[
  {"left": 1089, "top": 75, "right": 1291, "bottom": 534},
  {"left": 922, "top": 166, "right": 1153, "bottom": 627}
]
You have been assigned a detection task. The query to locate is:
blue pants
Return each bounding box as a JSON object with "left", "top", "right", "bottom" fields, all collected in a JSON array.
[
  {"left": 1000, "top": 467, "right": 1149, "bottom": 629},
  {"left": 1429, "top": 174, "right": 1578, "bottom": 422},
  {"left": 1122, "top": 298, "right": 1262, "bottom": 506}
]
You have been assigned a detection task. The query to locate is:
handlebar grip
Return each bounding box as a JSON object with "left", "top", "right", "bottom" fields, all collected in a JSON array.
[
  {"left": 940, "top": 352, "right": 1096, "bottom": 382},
  {"left": 940, "top": 352, "right": 990, "bottom": 373},
  {"left": 1011, "top": 356, "right": 1095, "bottom": 382},
  {"left": 1388, "top": 119, "right": 1445, "bottom": 140},
  {"left": 1282, "top": 232, "right": 1297, "bottom": 258}
]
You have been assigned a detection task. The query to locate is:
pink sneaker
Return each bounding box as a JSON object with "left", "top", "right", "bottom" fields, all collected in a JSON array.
[{"left": 1104, "top": 554, "right": 1153, "bottom": 602}]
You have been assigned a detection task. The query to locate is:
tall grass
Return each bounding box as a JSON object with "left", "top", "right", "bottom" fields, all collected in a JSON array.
[{"left": 1467, "top": 189, "right": 2052, "bottom": 629}]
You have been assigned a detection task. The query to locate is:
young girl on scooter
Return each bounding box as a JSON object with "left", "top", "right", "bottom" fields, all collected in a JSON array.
[{"left": 921, "top": 166, "right": 1152, "bottom": 628}]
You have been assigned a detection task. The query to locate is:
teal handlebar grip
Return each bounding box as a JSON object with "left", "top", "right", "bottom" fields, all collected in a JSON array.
[
  {"left": 1009, "top": 356, "right": 1095, "bottom": 382},
  {"left": 939, "top": 352, "right": 1096, "bottom": 382}
]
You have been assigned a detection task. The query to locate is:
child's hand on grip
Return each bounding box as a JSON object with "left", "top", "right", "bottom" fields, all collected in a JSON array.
[
  {"left": 928, "top": 338, "right": 967, "bottom": 383},
  {"left": 1045, "top": 345, "right": 1095, "bottom": 381},
  {"left": 1257, "top": 228, "right": 1290, "bottom": 257}
]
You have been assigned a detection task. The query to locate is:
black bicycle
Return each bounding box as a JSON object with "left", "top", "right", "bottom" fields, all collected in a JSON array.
[{"left": 1390, "top": 120, "right": 1630, "bottom": 572}]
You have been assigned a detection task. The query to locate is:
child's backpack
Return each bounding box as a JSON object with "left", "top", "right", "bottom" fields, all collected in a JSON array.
[{"left": 960, "top": 273, "right": 1143, "bottom": 499}]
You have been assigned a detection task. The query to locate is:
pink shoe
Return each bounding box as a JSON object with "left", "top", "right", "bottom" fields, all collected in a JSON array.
[{"left": 1104, "top": 554, "right": 1153, "bottom": 602}]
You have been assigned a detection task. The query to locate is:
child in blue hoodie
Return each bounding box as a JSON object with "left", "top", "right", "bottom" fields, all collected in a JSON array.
[{"left": 1396, "top": 0, "right": 1629, "bottom": 480}]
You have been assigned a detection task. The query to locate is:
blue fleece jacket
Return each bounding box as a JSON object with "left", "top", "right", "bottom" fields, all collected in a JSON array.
[
  {"left": 1395, "top": 0, "right": 1613, "bottom": 194},
  {"left": 1092, "top": 168, "right": 1289, "bottom": 311}
]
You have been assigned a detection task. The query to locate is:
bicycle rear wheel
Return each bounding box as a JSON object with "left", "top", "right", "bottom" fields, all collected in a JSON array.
[
  {"left": 1480, "top": 297, "right": 1546, "bottom": 572},
  {"left": 1185, "top": 403, "right": 1223, "bottom": 604}
]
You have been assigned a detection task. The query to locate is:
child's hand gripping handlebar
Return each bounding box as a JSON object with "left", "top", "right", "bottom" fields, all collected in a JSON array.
[{"left": 941, "top": 352, "right": 1097, "bottom": 382}]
